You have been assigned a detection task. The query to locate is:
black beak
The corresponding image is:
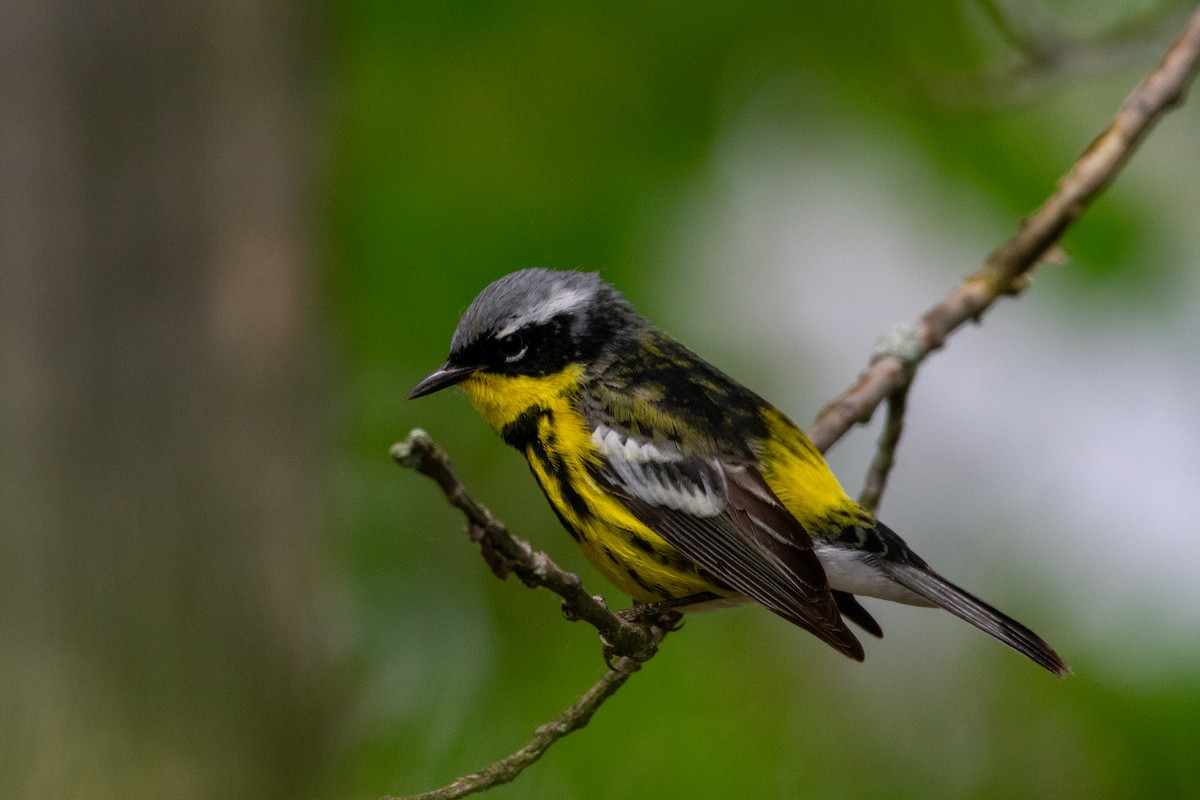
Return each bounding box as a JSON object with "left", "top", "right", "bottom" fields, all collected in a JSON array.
[{"left": 407, "top": 362, "right": 479, "bottom": 399}]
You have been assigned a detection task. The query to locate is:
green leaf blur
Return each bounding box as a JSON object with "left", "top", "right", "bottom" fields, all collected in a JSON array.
[{"left": 328, "top": 3, "right": 1200, "bottom": 799}]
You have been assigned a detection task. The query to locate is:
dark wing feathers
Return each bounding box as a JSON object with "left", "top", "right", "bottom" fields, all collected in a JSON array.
[{"left": 586, "top": 428, "right": 863, "bottom": 661}]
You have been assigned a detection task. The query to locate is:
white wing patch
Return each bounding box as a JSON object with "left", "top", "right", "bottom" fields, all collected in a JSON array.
[
  {"left": 591, "top": 425, "right": 725, "bottom": 517},
  {"left": 497, "top": 287, "right": 591, "bottom": 338}
]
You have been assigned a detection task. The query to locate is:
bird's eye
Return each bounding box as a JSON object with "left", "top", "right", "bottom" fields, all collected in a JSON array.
[{"left": 498, "top": 333, "right": 527, "bottom": 363}]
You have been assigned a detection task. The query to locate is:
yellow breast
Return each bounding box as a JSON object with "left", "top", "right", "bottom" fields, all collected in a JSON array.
[{"left": 458, "top": 368, "right": 721, "bottom": 602}]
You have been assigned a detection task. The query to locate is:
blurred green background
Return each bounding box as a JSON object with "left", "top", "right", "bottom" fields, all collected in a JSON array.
[{"left": 3, "top": 2, "right": 1200, "bottom": 799}]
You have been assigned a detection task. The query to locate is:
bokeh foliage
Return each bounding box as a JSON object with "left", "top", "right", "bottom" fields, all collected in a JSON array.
[{"left": 328, "top": 2, "right": 1200, "bottom": 799}]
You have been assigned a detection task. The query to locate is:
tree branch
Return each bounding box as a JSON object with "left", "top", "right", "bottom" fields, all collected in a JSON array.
[
  {"left": 857, "top": 380, "right": 910, "bottom": 515},
  {"left": 976, "top": 0, "right": 1068, "bottom": 68},
  {"left": 390, "top": 430, "right": 677, "bottom": 800},
  {"left": 391, "top": 430, "right": 663, "bottom": 662},
  {"left": 381, "top": 625, "right": 669, "bottom": 800},
  {"left": 942, "top": 2, "right": 1190, "bottom": 107},
  {"left": 807, "top": 5, "right": 1200, "bottom": 458}
]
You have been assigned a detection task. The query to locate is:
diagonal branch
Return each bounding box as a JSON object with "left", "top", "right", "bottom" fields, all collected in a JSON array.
[
  {"left": 390, "top": 430, "right": 677, "bottom": 800},
  {"left": 381, "top": 625, "right": 669, "bottom": 800},
  {"left": 808, "top": 5, "right": 1200, "bottom": 474},
  {"left": 392, "top": 429, "right": 662, "bottom": 661}
]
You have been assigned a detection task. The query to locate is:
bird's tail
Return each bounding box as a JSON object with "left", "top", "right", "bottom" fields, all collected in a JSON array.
[{"left": 882, "top": 558, "right": 1070, "bottom": 677}]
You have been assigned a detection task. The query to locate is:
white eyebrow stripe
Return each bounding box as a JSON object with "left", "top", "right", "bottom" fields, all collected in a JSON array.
[{"left": 497, "top": 287, "right": 591, "bottom": 337}]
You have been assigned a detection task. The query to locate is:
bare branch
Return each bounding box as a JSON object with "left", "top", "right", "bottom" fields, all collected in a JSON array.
[
  {"left": 807, "top": 6, "right": 1200, "bottom": 455},
  {"left": 383, "top": 624, "right": 670, "bottom": 800},
  {"left": 858, "top": 382, "right": 910, "bottom": 515},
  {"left": 391, "top": 429, "right": 660, "bottom": 662},
  {"left": 976, "top": 0, "right": 1068, "bottom": 67},
  {"left": 945, "top": 3, "right": 1192, "bottom": 107},
  {"left": 390, "top": 430, "right": 680, "bottom": 798}
]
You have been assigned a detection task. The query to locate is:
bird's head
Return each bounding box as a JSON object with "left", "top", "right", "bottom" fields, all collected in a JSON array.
[{"left": 408, "top": 268, "right": 639, "bottom": 400}]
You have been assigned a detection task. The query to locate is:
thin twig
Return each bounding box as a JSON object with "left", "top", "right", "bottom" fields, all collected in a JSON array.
[
  {"left": 391, "top": 430, "right": 662, "bottom": 661},
  {"left": 382, "top": 625, "right": 670, "bottom": 800},
  {"left": 806, "top": 5, "right": 1200, "bottom": 455},
  {"left": 858, "top": 382, "right": 910, "bottom": 515},
  {"left": 976, "top": 0, "right": 1066, "bottom": 67},
  {"left": 941, "top": 3, "right": 1189, "bottom": 108},
  {"left": 391, "top": 430, "right": 676, "bottom": 799}
]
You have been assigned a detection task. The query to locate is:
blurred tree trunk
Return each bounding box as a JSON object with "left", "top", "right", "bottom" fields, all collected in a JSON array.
[{"left": 0, "top": 2, "right": 330, "bottom": 798}]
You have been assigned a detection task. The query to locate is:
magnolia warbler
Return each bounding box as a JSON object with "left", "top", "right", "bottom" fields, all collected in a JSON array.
[{"left": 409, "top": 268, "right": 1068, "bottom": 675}]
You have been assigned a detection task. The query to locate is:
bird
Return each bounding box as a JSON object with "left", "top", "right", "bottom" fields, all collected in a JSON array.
[{"left": 408, "top": 268, "right": 1069, "bottom": 676}]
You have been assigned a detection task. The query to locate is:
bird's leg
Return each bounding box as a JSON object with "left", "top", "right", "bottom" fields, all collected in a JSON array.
[
  {"left": 618, "top": 591, "right": 722, "bottom": 629},
  {"left": 597, "top": 595, "right": 717, "bottom": 667}
]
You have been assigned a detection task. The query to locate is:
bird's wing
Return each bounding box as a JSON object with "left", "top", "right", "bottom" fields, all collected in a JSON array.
[{"left": 586, "top": 422, "right": 863, "bottom": 661}]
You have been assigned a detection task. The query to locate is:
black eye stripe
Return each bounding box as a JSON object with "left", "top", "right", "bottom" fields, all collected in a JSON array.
[
  {"left": 496, "top": 316, "right": 565, "bottom": 353},
  {"left": 446, "top": 314, "right": 579, "bottom": 377}
]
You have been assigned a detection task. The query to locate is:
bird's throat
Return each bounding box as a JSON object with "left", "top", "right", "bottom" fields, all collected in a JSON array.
[{"left": 460, "top": 364, "right": 584, "bottom": 435}]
